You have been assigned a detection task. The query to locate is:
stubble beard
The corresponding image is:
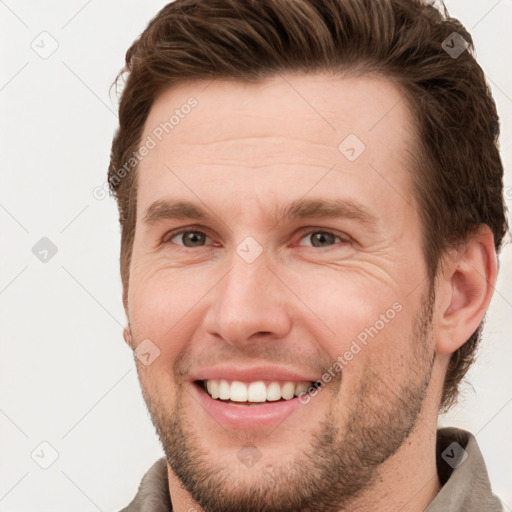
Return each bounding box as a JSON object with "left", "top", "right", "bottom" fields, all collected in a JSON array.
[{"left": 137, "top": 289, "right": 436, "bottom": 512}]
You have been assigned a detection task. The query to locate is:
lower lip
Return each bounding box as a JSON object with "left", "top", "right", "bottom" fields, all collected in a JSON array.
[{"left": 191, "top": 382, "right": 303, "bottom": 429}]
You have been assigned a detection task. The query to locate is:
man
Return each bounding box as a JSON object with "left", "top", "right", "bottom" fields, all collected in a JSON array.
[{"left": 108, "top": 0, "right": 508, "bottom": 510}]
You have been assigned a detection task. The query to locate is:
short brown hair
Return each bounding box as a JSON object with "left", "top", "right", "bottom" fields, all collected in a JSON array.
[{"left": 108, "top": 0, "right": 508, "bottom": 411}]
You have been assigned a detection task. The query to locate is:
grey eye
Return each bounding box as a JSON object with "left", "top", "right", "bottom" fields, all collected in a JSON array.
[
  {"left": 301, "top": 231, "right": 340, "bottom": 248},
  {"left": 171, "top": 231, "right": 208, "bottom": 247}
]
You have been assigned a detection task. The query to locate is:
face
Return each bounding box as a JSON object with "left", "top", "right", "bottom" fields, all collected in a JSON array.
[{"left": 125, "top": 73, "right": 438, "bottom": 512}]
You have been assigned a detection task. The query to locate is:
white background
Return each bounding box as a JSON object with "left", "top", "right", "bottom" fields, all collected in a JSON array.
[{"left": 1, "top": 1, "right": 511, "bottom": 510}]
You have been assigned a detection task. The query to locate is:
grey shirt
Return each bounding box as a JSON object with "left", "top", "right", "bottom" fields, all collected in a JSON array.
[{"left": 120, "top": 427, "right": 503, "bottom": 511}]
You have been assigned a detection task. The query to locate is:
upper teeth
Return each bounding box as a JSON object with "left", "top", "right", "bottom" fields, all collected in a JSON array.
[{"left": 205, "top": 380, "right": 312, "bottom": 402}]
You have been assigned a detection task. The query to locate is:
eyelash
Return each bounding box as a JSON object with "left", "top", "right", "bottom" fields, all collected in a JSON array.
[{"left": 162, "top": 226, "right": 350, "bottom": 249}]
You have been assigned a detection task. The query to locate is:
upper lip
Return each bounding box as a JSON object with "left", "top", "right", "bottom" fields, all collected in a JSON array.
[{"left": 192, "top": 365, "right": 319, "bottom": 383}]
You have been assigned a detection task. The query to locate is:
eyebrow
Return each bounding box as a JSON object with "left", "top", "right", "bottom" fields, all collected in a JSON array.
[{"left": 143, "top": 197, "right": 378, "bottom": 229}]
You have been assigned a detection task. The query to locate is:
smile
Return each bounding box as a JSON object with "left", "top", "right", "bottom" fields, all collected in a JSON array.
[
  {"left": 200, "top": 379, "right": 320, "bottom": 405},
  {"left": 190, "top": 366, "right": 325, "bottom": 427}
]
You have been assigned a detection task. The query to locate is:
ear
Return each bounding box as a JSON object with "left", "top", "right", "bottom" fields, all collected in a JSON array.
[
  {"left": 123, "top": 324, "right": 134, "bottom": 349},
  {"left": 435, "top": 225, "right": 497, "bottom": 355}
]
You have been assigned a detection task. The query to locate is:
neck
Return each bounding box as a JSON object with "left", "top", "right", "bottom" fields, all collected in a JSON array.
[{"left": 340, "top": 423, "right": 441, "bottom": 512}]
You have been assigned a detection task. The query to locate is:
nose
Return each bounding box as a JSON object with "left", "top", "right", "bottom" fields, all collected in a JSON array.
[{"left": 202, "top": 254, "right": 293, "bottom": 346}]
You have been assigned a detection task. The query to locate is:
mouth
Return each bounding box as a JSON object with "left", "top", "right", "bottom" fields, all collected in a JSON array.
[{"left": 195, "top": 379, "right": 322, "bottom": 406}]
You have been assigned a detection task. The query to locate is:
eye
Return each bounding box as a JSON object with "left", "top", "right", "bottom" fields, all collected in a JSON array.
[
  {"left": 162, "top": 228, "right": 349, "bottom": 250},
  {"left": 165, "top": 229, "right": 212, "bottom": 248},
  {"left": 297, "top": 230, "right": 347, "bottom": 248}
]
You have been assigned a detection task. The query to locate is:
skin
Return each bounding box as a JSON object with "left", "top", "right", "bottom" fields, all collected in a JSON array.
[{"left": 123, "top": 73, "right": 497, "bottom": 511}]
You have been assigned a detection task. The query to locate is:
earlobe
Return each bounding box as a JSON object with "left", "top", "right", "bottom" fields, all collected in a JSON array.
[{"left": 436, "top": 226, "right": 497, "bottom": 355}]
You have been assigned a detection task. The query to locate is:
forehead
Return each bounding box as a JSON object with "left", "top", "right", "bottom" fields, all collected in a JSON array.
[{"left": 136, "top": 72, "right": 417, "bottom": 218}]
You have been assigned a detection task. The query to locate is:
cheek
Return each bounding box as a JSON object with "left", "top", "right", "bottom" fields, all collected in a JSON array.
[
  {"left": 291, "top": 266, "right": 403, "bottom": 339},
  {"left": 299, "top": 270, "right": 422, "bottom": 388},
  {"left": 127, "top": 263, "right": 215, "bottom": 359}
]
